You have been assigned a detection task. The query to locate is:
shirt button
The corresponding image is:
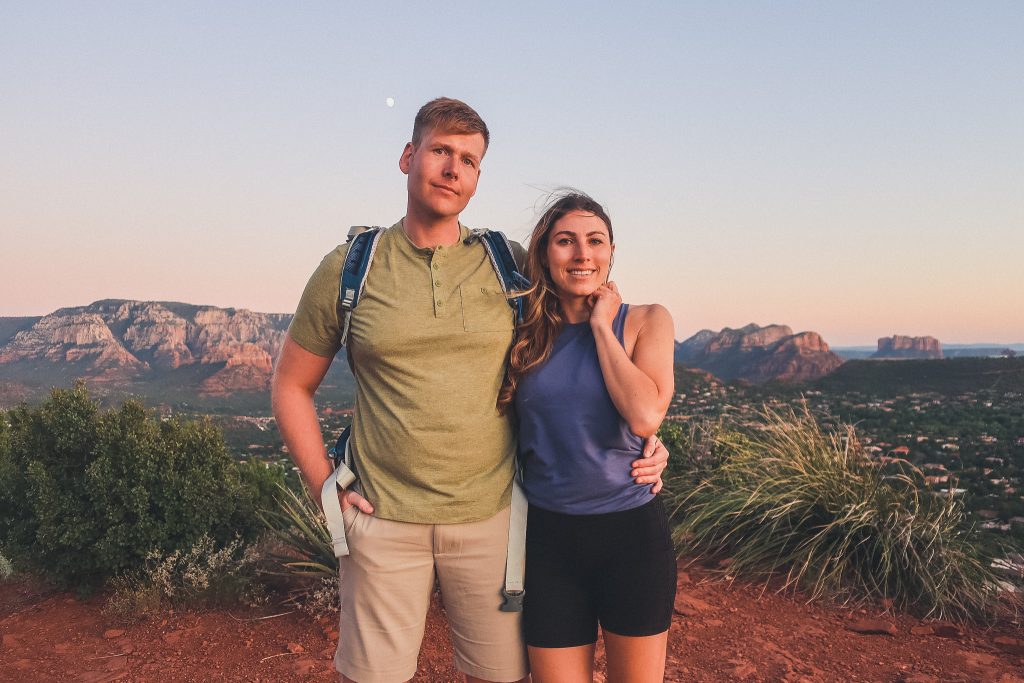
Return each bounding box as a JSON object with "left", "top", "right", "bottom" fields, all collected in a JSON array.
[
  {"left": 432, "top": 263, "right": 439, "bottom": 270},
  {"left": 437, "top": 300, "right": 444, "bottom": 307},
  {"left": 435, "top": 280, "right": 441, "bottom": 287}
]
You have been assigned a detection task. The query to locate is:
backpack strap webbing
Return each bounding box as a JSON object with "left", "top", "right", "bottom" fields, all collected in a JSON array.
[
  {"left": 321, "top": 426, "right": 356, "bottom": 558},
  {"left": 338, "top": 226, "right": 385, "bottom": 347},
  {"left": 500, "top": 477, "right": 528, "bottom": 611},
  {"left": 469, "top": 228, "right": 529, "bottom": 324}
]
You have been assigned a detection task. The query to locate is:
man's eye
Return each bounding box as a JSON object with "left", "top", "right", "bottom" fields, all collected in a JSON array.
[{"left": 462, "top": 158, "right": 475, "bottom": 167}]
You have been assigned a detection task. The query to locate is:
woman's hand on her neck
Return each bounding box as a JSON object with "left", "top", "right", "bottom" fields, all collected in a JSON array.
[{"left": 588, "top": 282, "right": 621, "bottom": 331}]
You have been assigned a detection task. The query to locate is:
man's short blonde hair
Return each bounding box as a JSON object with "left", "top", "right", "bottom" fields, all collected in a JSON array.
[{"left": 412, "top": 97, "right": 490, "bottom": 151}]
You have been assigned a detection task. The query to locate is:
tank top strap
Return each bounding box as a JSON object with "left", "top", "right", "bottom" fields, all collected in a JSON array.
[{"left": 612, "top": 303, "right": 629, "bottom": 346}]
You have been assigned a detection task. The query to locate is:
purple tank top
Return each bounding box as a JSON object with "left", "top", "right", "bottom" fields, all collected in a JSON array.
[{"left": 515, "top": 303, "right": 654, "bottom": 514}]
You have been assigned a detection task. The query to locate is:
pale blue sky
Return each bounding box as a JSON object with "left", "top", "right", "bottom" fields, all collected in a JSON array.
[{"left": 2, "top": 2, "right": 1022, "bottom": 344}]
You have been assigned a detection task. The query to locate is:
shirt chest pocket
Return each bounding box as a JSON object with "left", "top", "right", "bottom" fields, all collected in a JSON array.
[{"left": 460, "top": 284, "right": 514, "bottom": 333}]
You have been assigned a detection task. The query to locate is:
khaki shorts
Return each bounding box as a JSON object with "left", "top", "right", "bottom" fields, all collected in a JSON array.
[{"left": 334, "top": 505, "right": 528, "bottom": 683}]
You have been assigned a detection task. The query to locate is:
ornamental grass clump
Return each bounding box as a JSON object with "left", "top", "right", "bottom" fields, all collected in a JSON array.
[
  {"left": 668, "top": 405, "right": 1018, "bottom": 622},
  {"left": 260, "top": 484, "right": 337, "bottom": 580},
  {"left": 259, "top": 484, "right": 340, "bottom": 617}
]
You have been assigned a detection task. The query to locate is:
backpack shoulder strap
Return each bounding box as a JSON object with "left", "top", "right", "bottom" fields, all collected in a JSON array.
[
  {"left": 470, "top": 229, "right": 530, "bottom": 324},
  {"left": 471, "top": 228, "right": 530, "bottom": 610},
  {"left": 338, "top": 226, "right": 385, "bottom": 346}
]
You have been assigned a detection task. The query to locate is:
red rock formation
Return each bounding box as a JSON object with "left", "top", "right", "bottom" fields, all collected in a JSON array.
[
  {"left": 873, "top": 335, "right": 943, "bottom": 359},
  {"left": 704, "top": 324, "right": 794, "bottom": 354},
  {"left": 747, "top": 332, "right": 844, "bottom": 383},
  {"left": 676, "top": 324, "right": 843, "bottom": 383},
  {"left": 119, "top": 302, "right": 194, "bottom": 368},
  {"left": 0, "top": 300, "right": 289, "bottom": 394},
  {"left": 0, "top": 312, "right": 146, "bottom": 374}
]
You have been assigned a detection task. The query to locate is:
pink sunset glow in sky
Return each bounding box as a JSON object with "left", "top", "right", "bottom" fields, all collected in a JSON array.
[{"left": 2, "top": 2, "right": 1022, "bottom": 346}]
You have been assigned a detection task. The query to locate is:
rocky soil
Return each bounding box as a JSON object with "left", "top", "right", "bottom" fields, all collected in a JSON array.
[{"left": 2, "top": 562, "right": 1023, "bottom": 682}]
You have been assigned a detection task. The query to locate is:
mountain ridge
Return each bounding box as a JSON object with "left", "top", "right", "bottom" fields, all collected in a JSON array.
[
  {"left": 0, "top": 300, "right": 293, "bottom": 397},
  {"left": 675, "top": 323, "right": 844, "bottom": 383}
]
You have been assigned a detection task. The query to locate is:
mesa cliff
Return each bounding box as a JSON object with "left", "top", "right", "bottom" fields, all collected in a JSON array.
[
  {"left": 873, "top": 335, "right": 943, "bottom": 359},
  {"left": 0, "top": 300, "right": 291, "bottom": 395},
  {"left": 675, "top": 323, "right": 843, "bottom": 383}
]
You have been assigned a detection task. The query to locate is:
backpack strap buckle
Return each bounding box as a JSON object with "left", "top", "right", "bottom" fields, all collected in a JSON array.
[{"left": 499, "top": 588, "right": 525, "bottom": 613}]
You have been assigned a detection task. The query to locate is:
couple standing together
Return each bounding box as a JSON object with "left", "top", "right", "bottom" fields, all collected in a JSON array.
[{"left": 272, "top": 97, "right": 677, "bottom": 682}]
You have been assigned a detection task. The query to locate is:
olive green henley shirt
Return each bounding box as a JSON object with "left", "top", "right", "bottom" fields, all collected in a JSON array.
[{"left": 288, "top": 221, "right": 525, "bottom": 524}]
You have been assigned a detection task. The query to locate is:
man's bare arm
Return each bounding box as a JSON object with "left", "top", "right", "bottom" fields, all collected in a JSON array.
[{"left": 271, "top": 334, "right": 373, "bottom": 513}]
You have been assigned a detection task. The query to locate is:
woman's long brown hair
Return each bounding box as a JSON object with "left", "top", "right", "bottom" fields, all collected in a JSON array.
[{"left": 497, "top": 190, "right": 614, "bottom": 414}]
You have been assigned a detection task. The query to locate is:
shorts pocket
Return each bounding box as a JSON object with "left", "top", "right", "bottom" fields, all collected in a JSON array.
[
  {"left": 342, "top": 504, "right": 360, "bottom": 534},
  {"left": 460, "top": 284, "right": 515, "bottom": 333}
]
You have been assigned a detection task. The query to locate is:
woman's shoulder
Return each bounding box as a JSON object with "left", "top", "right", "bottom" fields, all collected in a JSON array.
[
  {"left": 625, "top": 303, "right": 673, "bottom": 330},
  {"left": 622, "top": 304, "right": 673, "bottom": 355}
]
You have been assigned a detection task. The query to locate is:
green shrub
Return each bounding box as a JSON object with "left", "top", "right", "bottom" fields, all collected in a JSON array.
[
  {"left": 667, "top": 405, "right": 1018, "bottom": 622},
  {"left": 0, "top": 383, "right": 284, "bottom": 590},
  {"left": 237, "top": 458, "right": 292, "bottom": 510}
]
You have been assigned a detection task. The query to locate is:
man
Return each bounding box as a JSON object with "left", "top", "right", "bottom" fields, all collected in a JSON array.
[{"left": 272, "top": 97, "right": 667, "bottom": 683}]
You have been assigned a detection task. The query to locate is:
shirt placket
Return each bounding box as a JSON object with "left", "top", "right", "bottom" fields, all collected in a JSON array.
[{"left": 430, "top": 244, "right": 447, "bottom": 318}]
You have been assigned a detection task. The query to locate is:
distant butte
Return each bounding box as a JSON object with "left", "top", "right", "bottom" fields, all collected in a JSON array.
[{"left": 873, "top": 335, "right": 943, "bottom": 360}]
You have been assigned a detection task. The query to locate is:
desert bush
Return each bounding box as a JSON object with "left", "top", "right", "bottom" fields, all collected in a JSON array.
[
  {"left": 0, "top": 552, "right": 14, "bottom": 580},
  {"left": 0, "top": 383, "right": 284, "bottom": 590},
  {"left": 105, "top": 534, "right": 267, "bottom": 618},
  {"left": 667, "top": 404, "right": 1017, "bottom": 622},
  {"left": 295, "top": 575, "right": 340, "bottom": 620}
]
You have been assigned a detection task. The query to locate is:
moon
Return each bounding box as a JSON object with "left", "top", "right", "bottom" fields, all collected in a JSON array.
[{"left": 385, "top": 97, "right": 395, "bottom": 108}]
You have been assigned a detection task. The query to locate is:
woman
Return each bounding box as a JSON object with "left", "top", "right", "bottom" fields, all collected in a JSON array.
[{"left": 499, "top": 191, "right": 677, "bottom": 682}]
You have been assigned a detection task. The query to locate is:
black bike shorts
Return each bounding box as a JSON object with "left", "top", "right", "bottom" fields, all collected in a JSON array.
[{"left": 523, "top": 497, "right": 677, "bottom": 648}]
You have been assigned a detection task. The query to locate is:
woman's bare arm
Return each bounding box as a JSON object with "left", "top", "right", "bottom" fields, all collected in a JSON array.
[{"left": 589, "top": 284, "right": 675, "bottom": 438}]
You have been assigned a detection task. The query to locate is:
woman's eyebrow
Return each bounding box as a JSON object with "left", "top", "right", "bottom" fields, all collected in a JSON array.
[{"left": 552, "top": 229, "right": 607, "bottom": 237}]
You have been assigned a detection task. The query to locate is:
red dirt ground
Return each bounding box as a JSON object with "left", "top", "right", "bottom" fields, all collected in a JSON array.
[{"left": 2, "top": 561, "right": 1023, "bottom": 682}]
